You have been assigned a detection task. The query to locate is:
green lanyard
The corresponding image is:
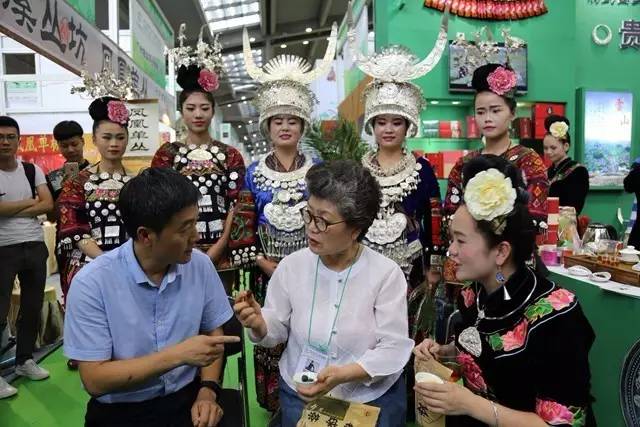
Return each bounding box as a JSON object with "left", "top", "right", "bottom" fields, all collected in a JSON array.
[{"left": 307, "top": 250, "right": 358, "bottom": 353}]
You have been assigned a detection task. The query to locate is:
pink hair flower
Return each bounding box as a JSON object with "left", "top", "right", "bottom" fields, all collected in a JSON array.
[
  {"left": 198, "top": 69, "right": 220, "bottom": 92},
  {"left": 487, "top": 66, "right": 518, "bottom": 96},
  {"left": 106, "top": 100, "right": 130, "bottom": 125}
]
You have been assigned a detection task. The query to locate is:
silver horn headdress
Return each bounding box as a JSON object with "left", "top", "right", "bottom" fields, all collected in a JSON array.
[
  {"left": 348, "top": 2, "right": 449, "bottom": 137},
  {"left": 243, "top": 24, "right": 337, "bottom": 138}
]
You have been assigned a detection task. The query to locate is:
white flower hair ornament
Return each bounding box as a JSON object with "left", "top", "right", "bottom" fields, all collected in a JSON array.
[
  {"left": 549, "top": 121, "right": 569, "bottom": 140},
  {"left": 464, "top": 168, "right": 518, "bottom": 235}
]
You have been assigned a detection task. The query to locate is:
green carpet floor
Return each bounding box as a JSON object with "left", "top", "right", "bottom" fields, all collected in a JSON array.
[
  {"left": 0, "top": 332, "right": 271, "bottom": 427},
  {"left": 0, "top": 338, "right": 417, "bottom": 426}
]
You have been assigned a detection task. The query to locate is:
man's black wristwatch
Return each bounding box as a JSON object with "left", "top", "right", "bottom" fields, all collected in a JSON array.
[{"left": 200, "top": 380, "right": 222, "bottom": 399}]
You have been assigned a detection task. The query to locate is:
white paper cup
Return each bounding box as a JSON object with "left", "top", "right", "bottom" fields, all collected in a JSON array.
[{"left": 415, "top": 372, "right": 445, "bottom": 384}]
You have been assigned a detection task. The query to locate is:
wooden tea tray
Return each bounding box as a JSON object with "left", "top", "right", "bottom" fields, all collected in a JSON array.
[{"left": 563, "top": 254, "right": 640, "bottom": 288}]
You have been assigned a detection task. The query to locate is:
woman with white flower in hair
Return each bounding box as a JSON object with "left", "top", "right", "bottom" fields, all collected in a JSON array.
[
  {"left": 543, "top": 115, "right": 589, "bottom": 215},
  {"left": 414, "top": 155, "right": 595, "bottom": 427}
]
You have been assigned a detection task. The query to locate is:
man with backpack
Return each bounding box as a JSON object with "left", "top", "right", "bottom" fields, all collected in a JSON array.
[{"left": 0, "top": 115, "right": 54, "bottom": 398}]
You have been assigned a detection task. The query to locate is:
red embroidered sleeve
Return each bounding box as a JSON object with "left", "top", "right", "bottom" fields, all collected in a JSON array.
[
  {"left": 517, "top": 149, "right": 549, "bottom": 224},
  {"left": 444, "top": 156, "right": 465, "bottom": 216},
  {"left": 225, "top": 144, "right": 246, "bottom": 202},
  {"left": 56, "top": 171, "right": 91, "bottom": 245},
  {"left": 151, "top": 142, "right": 178, "bottom": 168}
]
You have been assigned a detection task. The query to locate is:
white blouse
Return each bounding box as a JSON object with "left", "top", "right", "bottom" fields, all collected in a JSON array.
[{"left": 249, "top": 246, "right": 414, "bottom": 403}]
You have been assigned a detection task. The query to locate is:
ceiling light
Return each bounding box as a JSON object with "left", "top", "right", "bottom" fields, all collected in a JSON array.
[
  {"left": 237, "top": 125, "right": 242, "bottom": 129},
  {"left": 280, "top": 44, "right": 287, "bottom": 48},
  {"left": 302, "top": 40, "right": 309, "bottom": 45},
  {"left": 305, "top": 27, "right": 312, "bottom": 33},
  {"left": 241, "top": 96, "right": 246, "bottom": 100},
  {"left": 249, "top": 37, "right": 256, "bottom": 42},
  {"left": 243, "top": 101, "right": 247, "bottom": 104},
  {"left": 243, "top": 136, "right": 248, "bottom": 141},
  {"left": 430, "top": 100, "right": 440, "bottom": 105},
  {"left": 452, "top": 101, "right": 461, "bottom": 105},
  {"left": 248, "top": 120, "right": 253, "bottom": 124}
]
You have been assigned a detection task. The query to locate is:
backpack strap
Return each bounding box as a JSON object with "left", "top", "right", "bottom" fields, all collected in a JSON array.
[{"left": 22, "top": 162, "right": 37, "bottom": 198}]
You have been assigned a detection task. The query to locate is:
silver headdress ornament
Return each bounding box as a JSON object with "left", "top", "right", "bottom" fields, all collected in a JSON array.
[
  {"left": 243, "top": 23, "right": 338, "bottom": 138},
  {"left": 347, "top": 1, "right": 449, "bottom": 137},
  {"left": 70, "top": 58, "right": 138, "bottom": 100},
  {"left": 165, "top": 23, "right": 224, "bottom": 74}
]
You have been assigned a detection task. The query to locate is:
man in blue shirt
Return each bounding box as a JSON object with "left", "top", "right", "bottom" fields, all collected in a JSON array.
[{"left": 64, "top": 167, "right": 240, "bottom": 427}]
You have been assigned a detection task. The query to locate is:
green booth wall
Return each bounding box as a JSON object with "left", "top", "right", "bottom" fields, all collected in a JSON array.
[
  {"left": 373, "top": 1, "right": 640, "bottom": 425},
  {"left": 374, "top": 0, "right": 640, "bottom": 229}
]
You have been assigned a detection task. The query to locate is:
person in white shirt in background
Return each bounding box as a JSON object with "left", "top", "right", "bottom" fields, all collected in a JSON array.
[
  {"left": 234, "top": 160, "right": 414, "bottom": 427},
  {"left": 0, "top": 115, "right": 54, "bottom": 399}
]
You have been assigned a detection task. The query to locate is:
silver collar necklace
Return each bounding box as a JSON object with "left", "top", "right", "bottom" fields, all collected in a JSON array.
[{"left": 458, "top": 268, "right": 537, "bottom": 357}]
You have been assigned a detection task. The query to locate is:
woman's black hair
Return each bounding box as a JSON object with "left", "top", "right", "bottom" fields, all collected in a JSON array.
[
  {"left": 472, "top": 63, "right": 517, "bottom": 114},
  {"left": 89, "top": 96, "right": 129, "bottom": 135},
  {"left": 176, "top": 64, "right": 216, "bottom": 112},
  {"left": 462, "top": 154, "right": 535, "bottom": 266},
  {"left": 544, "top": 114, "right": 571, "bottom": 145}
]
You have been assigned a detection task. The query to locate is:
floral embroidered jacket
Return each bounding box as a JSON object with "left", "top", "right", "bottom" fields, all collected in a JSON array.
[{"left": 448, "top": 267, "right": 596, "bottom": 427}]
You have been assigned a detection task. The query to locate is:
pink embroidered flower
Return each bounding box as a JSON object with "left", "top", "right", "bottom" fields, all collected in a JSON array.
[
  {"left": 547, "top": 289, "right": 575, "bottom": 311},
  {"left": 486, "top": 66, "right": 518, "bottom": 96},
  {"left": 502, "top": 320, "right": 528, "bottom": 351},
  {"left": 457, "top": 352, "right": 487, "bottom": 392},
  {"left": 106, "top": 100, "right": 130, "bottom": 125},
  {"left": 461, "top": 287, "right": 475, "bottom": 308},
  {"left": 536, "top": 399, "right": 574, "bottom": 425},
  {"left": 198, "top": 69, "right": 220, "bottom": 92}
]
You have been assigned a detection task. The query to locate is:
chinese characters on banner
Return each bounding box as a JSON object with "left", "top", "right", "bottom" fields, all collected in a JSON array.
[
  {"left": 124, "top": 100, "right": 159, "bottom": 158},
  {"left": 17, "top": 134, "right": 64, "bottom": 173},
  {"left": 0, "top": 0, "right": 175, "bottom": 121}
]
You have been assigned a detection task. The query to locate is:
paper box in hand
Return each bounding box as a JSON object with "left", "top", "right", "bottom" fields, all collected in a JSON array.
[{"left": 297, "top": 396, "right": 380, "bottom": 427}]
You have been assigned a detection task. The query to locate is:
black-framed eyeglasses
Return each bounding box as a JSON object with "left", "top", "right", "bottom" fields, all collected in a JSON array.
[
  {"left": 0, "top": 134, "right": 18, "bottom": 143},
  {"left": 300, "top": 207, "right": 346, "bottom": 232}
]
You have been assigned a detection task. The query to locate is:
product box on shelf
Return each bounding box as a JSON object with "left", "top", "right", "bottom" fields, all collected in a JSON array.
[
  {"left": 443, "top": 150, "right": 467, "bottom": 178},
  {"left": 438, "top": 121, "right": 451, "bottom": 138},
  {"left": 450, "top": 120, "right": 463, "bottom": 138},
  {"left": 422, "top": 120, "right": 440, "bottom": 138},
  {"left": 514, "top": 117, "right": 532, "bottom": 139},
  {"left": 426, "top": 152, "right": 444, "bottom": 178},
  {"left": 466, "top": 116, "right": 480, "bottom": 138},
  {"left": 532, "top": 103, "right": 565, "bottom": 139}
]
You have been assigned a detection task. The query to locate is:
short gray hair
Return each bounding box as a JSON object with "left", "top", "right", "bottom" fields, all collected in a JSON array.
[{"left": 305, "top": 160, "right": 381, "bottom": 241}]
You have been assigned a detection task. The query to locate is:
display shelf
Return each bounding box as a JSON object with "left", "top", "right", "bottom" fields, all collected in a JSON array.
[
  {"left": 589, "top": 185, "right": 625, "bottom": 192},
  {"left": 407, "top": 138, "right": 483, "bottom": 153}
]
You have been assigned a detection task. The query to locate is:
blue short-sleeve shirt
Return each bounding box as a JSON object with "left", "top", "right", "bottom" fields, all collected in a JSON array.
[{"left": 64, "top": 239, "right": 232, "bottom": 403}]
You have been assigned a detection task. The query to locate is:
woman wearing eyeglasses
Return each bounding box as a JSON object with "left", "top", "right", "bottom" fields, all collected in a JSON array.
[
  {"left": 234, "top": 160, "right": 414, "bottom": 427},
  {"left": 240, "top": 30, "right": 334, "bottom": 412}
]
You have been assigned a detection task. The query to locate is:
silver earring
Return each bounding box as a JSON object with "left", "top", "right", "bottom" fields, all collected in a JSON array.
[{"left": 496, "top": 266, "right": 511, "bottom": 300}]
